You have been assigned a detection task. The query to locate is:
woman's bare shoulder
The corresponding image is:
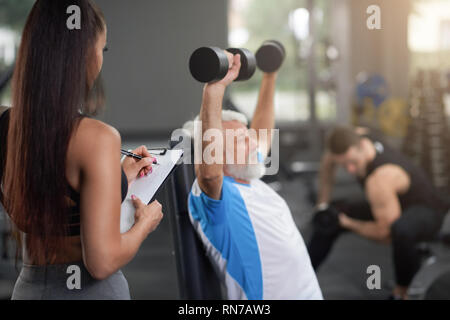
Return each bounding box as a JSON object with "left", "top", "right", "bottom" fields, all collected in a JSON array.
[
  {"left": 70, "top": 118, "right": 121, "bottom": 164},
  {"left": 78, "top": 118, "right": 119, "bottom": 138}
]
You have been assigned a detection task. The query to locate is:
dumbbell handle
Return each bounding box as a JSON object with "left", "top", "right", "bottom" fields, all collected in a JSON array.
[{"left": 226, "top": 47, "right": 256, "bottom": 82}]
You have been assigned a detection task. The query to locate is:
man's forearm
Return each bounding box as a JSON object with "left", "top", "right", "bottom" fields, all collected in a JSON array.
[
  {"left": 317, "top": 153, "right": 336, "bottom": 206},
  {"left": 317, "top": 177, "right": 334, "bottom": 205},
  {"left": 198, "top": 84, "right": 225, "bottom": 179},
  {"left": 346, "top": 219, "right": 390, "bottom": 242},
  {"left": 250, "top": 73, "right": 277, "bottom": 154}
]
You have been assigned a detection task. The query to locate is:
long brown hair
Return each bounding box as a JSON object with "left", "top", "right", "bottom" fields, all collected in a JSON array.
[{"left": 3, "top": 0, "right": 105, "bottom": 264}]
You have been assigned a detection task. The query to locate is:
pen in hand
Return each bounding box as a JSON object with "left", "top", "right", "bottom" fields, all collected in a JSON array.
[{"left": 121, "top": 149, "right": 159, "bottom": 164}]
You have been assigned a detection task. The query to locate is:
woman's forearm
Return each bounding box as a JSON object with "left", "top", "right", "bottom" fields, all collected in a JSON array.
[
  {"left": 118, "top": 222, "right": 148, "bottom": 264},
  {"left": 84, "top": 222, "right": 148, "bottom": 280}
]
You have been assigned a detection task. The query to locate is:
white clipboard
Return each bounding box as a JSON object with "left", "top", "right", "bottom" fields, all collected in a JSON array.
[{"left": 120, "top": 148, "right": 183, "bottom": 233}]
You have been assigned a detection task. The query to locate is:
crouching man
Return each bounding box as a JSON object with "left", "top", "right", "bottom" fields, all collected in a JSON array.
[{"left": 308, "top": 126, "right": 449, "bottom": 299}]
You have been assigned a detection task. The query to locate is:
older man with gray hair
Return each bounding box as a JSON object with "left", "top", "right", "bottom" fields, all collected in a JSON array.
[{"left": 182, "top": 51, "right": 322, "bottom": 300}]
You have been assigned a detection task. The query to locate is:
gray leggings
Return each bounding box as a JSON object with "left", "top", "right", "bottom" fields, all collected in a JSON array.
[{"left": 11, "top": 261, "right": 131, "bottom": 300}]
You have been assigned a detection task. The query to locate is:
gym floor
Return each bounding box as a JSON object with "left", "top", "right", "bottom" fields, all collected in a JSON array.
[{"left": 1, "top": 140, "right": 449, "bottom": 300}]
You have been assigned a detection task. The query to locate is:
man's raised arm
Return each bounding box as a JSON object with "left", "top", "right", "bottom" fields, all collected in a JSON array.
[
  {"left": 196, "top": 53, "right": 241, "bottom": 200},
  {"left": 250, "top": 72, "right": 277, "bottom": 156}
]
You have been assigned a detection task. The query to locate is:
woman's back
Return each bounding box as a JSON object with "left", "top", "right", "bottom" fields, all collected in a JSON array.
[{"left": 0, "top": 109, "right": 123, "bottom": 265}]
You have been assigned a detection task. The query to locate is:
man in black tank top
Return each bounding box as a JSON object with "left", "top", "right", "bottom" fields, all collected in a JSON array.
[{"left": 307, "top": 126, "right": 450, "bottom": 299}]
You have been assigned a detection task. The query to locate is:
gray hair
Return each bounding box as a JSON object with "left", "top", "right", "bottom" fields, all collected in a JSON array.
[{"left": 182, "top": 110, "right": 248, "bottom": 139}]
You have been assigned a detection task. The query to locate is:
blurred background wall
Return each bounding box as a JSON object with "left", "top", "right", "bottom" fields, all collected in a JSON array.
[{"left": 95, "top": 0, "right": 228, "bottom": 137}]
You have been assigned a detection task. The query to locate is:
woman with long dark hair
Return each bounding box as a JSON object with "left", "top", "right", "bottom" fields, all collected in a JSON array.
[{"left": 0, "top": 0, "right": 163, "bottom": 299}]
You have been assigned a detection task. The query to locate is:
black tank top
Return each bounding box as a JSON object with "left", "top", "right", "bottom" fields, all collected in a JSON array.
[
  {"left": 358, "top": 134, "right": 450, "bottom": 215},
  {"left": 0, "top": 108, "right": 128, "bottom": 236}
]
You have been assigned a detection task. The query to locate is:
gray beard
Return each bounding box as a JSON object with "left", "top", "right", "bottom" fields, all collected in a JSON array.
[{"left": 225, "top": 163, "right": 266, "bottom": 181}]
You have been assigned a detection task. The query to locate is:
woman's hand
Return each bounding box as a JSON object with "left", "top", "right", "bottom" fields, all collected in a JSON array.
[
  {"left": 131, "top": 196, "right": 163, "bottom": 235},
  {"left": 121, "top": 145, "right": 155, "bottom": 185}
]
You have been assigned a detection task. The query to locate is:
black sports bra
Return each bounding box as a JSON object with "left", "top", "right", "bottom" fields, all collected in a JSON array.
[{"left": 0, "top": 107, "right": 128, "bottom": 237}]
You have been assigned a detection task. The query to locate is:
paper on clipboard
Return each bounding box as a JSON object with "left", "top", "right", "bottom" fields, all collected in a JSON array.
[{"left": 120, "top": 148, "right": 183, "bottom": 233}]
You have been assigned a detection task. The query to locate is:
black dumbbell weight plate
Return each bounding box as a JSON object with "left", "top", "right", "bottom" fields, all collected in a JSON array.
[
  {"left": 256, "top": 40, "right": 285, "bottom": 73},
  {"left": 312, "top": 206, "right": 340, "bottom": 235},
  {"left": 189, "top": 47, "right": 229, "bottom": 83}
]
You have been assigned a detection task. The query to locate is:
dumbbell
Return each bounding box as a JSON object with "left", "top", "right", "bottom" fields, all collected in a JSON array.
[
  {"left": 189, "top": 47, "right": 256, "bottom": 83},
  {"left": 312, "top": 204, "right": 340, "bottom": 235},
  {"left": 255, "top": 40, "right": 285, "bottom": 73}
]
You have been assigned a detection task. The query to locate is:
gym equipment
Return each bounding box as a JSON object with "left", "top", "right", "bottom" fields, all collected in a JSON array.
[
  {"left": 402, "top": 70, "right": 450, "bottom": 193},
  {"left": 189, "top": 39, "right": 286, "bottom": 83},
  {"left": 377, "top": 98, "right": 410, "bottom": 138},
  {"left": 312, "top": 204, "right": 340, "bottom": 235},
  {"left": 255, "top": 40, "right": 285, "bottom": 73},
  {"left": 189, "top": 47, "right": 256, "bottom": 83},
  {"left": 356, "top": 73, "right": 389, "bottom": 108},
  {"left": 226, "top": 48, "right": 257, "bottom": 81},
  {"left": 165, "top": 136, "right": 223, "bottom": 299},
  {"left": 408, "top": 242, "right": 450, "bottom": 299}
]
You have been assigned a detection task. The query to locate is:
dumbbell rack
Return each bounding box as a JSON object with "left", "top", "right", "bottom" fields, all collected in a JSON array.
[{"left": 403, "top": 70, "right": 450, "bottom": 193}]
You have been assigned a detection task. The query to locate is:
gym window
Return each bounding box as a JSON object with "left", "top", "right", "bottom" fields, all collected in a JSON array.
[{"left": 228, "top": 0, "right": 337, "bottom": 124}]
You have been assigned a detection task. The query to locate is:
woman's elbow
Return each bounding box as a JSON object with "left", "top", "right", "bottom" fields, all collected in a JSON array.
[
  {"left": 83, "top": 256, "right": 117, "bottom": 280},
  {"left": 87, "top": 267, "right": 112, "bottom": 280}
]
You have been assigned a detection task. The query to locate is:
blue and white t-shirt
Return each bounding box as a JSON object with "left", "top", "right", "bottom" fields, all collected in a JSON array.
[{"left": 188, "top": 175, "right": 323, "bottom": 300}]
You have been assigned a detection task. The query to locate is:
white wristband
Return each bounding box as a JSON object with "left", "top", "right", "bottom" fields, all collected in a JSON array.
[{"left": 317, "top": 202, "right": 329, "bottom": 211}]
